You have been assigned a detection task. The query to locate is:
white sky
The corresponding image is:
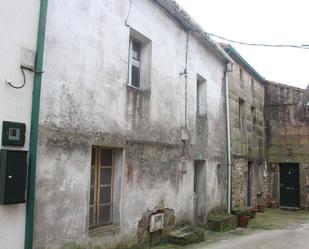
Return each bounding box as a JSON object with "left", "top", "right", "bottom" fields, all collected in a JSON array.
[{"left": 175, "top": 0, "right": 309, "bottom": 89}]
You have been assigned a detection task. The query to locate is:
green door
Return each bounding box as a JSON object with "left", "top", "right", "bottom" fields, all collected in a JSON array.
[{"left": 280, "top": 163, "right": 300, "bottom": 208}]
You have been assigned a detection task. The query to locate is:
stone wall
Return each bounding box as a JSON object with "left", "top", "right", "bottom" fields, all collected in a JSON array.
[
  {"left": 227, "top": 52, "right": 266, "bottom": 209},
  {"left": 265, "top": 82, "right": 309, "bottom": 208},
  {"left": 228, "top": 63, "right": 265, "bottom": 160},
  {"left": 232, "top": 158, "right": 246, "bottom": 207},
  {"left": 265, "top": 163, "right": 279, "bottom": 205},
  {"left": 265, "top": 82, "right": 309, "bottom": 163},
  {"left": 299, "top": 163, "right": 309, "bottom": 209},
  {"left": 232, "top": 158, "right": 265, "bottom": 208}
]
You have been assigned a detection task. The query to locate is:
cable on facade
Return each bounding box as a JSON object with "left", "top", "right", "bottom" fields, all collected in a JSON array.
[
  {"left": 6, "top": 66, "right": 27, "bottom": 89},
  {"left": 184, "top": 32, "right": 190, "bottom": 129},
  {"left": 206, "top": 32, "right": 309, "bottom": 50},
  {"left": 125, "top": 0, "right": 132, "bottom": 27}
]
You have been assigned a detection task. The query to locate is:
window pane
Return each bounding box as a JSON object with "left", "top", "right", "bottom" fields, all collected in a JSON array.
[
  {"left": 131, "top": 65, "right": 140, "bottom": 88},
  {"left": 100, "top": 186, "right": 111, "bottom": 204},
  {"left": 91, "top": 147, "right": 96, "bottom": 165},
  {"left": 100, "top": 167, "right": 112, "bottom": 185},
  {"left": 99, "top": 205, "right": 111, "bottom": 225},
  {"left": 101, "top": 149, "right": 112, "bottom": 165},
  {"left": 132, "top": 41, "right": 141, "bottom": 61},
  {"left": 90, "top": 167, "right": 95, "bottom": 185},
  {"left": 89, "top": 206, "right": 94, "bottom": 227},
  {"left": 90, "top": 186, "right": 94, "bottom": 205}
]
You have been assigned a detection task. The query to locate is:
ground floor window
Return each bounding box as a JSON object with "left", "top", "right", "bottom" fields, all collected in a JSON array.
[{"left": 89, "top": 146, "right": 114, "bottom": 228}]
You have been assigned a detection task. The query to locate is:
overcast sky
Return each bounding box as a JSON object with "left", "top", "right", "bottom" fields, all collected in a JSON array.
[{"left": 175, "top": 0, "right": 309, "bottom": 89}]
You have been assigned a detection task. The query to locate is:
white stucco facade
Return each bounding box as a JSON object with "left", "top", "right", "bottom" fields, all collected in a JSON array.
[
  {"left": 0, "top": 1, "right": 230, "bottom": 249},
  {"left": 33, "top": 1, "right": 229, "bottom": 248},
  {"left": 0, "top": 1, "right": 40, "bottom": 249}
]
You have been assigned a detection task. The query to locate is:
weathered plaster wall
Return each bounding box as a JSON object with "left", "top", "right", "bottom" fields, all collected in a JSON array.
[
  {"left": 228, "top": 60, "right": 266, "bottom": 208},
  {"left": 265, "top": 82, "right": 309, "bottom": 208},
  {"left": 34, "top": 0, "right": 228, "bottom": 248},
  {"left": 0, "top": 1, "right": 39, "bottom": 249}
]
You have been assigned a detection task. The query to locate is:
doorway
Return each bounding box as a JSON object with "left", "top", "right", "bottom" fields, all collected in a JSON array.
[
  {"left": 280, "top": 163, "right": 300, "bottom": 208},
  {"left": 194, "top": 160, "right": 206, "bottom": 225}
]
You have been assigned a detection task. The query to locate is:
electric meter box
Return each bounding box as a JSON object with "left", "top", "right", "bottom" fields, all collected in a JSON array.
[
  {"left": 0, "top": 150, "right": 28, "bottom": 204},
  {"left": 2, "top": 121, "right": 26, "bottom": 146}
]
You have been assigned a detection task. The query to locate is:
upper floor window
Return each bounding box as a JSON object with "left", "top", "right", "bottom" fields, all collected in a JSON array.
[
  {"left": 239, "top": 98, "right": 245, "bottom": 130},
  {"left": 239, "top": 68, "right": 244, "bottom": 81},
  {"left": 196, "top": 74, "right": 207, "bottom": 116},
  {"left": 128, "top": 29, "right": 152, "bottom": 90},
  {"left": 129, "top": 39, "right": 142, "bottom": 88},
  {"left": 251, "top": 78, "right": 255, "bottom": 91},
  {"left": 251, "top": 106, "right": 256, "bottom": 131}
]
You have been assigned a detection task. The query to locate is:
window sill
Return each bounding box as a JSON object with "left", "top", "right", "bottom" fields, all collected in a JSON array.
[
  {"left": 197, "top": 114, "right": 207, "bottom": 118},
  {"left": 127, "top": 84, "right": 142, "bottom": 91},
  {"left": 89, "top": 224, "right": 120, "bottom": 238},
  {"left": 126, "top": 84, "right": 151, "bottom": 96},
  {"left": 196, "top": 114, "right": 208, "bottom": 122}
]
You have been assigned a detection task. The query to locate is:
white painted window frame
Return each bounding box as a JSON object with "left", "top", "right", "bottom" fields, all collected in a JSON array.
[{"left": 128, "top": 38, "right": 142, "bottom": 88}]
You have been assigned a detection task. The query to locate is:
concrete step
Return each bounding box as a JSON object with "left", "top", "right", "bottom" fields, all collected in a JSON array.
[{"left": 167, "top": 226, "right": 205, "bottom": 245}]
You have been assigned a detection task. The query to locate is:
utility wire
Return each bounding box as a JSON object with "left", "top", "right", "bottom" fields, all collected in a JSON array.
[
  {"left": 7, "top": 66, "right": 27, "bottom": 89},
  {"left": 206, "top": 32, "right": 309, "bottom": 50},
  {"left": 125, "top": 0, "right": 132, "bottom": 27}
]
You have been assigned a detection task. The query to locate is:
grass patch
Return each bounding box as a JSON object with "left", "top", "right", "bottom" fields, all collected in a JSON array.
[
  {"left": 151, "top": 244, "right": 183, "bottom": 249},
  {"left": 249, "top": 208, "right": 309, "bottom": 230}
]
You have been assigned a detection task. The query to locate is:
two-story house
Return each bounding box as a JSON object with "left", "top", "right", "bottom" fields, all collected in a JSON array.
[{"left": 0, "top": 1, "right": 232, "bottom": 248}]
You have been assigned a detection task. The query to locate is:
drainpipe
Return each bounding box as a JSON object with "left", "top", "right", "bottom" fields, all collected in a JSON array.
[
  {"left": 24, "top": 1, "right": 48, "bottom": 249},
  {"left": 225, "top": 63, "right": 233, "bottom": 214}
]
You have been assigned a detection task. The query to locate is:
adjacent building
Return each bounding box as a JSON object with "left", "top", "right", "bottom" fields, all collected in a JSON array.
[
  {"left": 265, "top": 82, "right": 309, "bottom": 209},
  {"left": 0, "top": 1, "right": 40, "bottom": 249},
  {"left": 221, "top": 44, "right": 267, "bottom": 208}
]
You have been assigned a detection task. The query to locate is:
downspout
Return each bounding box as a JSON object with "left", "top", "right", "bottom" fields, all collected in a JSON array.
[
  {"left": 184, "top": 32, "right": 190, "bottom": 129},
  {"left": 24, "top": 1, "right": 48, "bottom": 249},
  {"left": 225, "top": 62, "right": 233, "bottom": 214}
]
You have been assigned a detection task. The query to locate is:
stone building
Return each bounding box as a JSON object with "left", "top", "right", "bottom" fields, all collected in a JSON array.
[
  {"left": 0, "top": 0, "right": 233, "bottom": 249},
  {"left": 221, "top": 44, "right": 266, "bottom": 208},
  {"left": 265, "top": 81, "right": 309, "bottom": 209}
]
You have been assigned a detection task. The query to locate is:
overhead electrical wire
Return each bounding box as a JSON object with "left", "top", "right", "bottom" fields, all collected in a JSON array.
[{"left": 206, "top": 32, "right": 309, "bottom": 50}]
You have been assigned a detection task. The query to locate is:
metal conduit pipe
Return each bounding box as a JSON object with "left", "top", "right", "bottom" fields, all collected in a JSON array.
[
  {"left": 225, "top": 62, "right": 233, "bottom": 214},
  {"left": 24, "top": 1, "right": 49, "bottom": 248}
]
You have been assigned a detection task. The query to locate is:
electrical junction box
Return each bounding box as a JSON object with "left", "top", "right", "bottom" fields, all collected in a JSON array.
[
  {"left": 149, "top": 213, "right": 164, "bottom": 232},
  {"left": 0, "top": 150, "right": 28, "bottom": 204},
  {"left": 2, "top": 121, "right": 26, "bottom": 146},
  {"left": 21, "top": 47, "right": 36, "bottom": 71}
]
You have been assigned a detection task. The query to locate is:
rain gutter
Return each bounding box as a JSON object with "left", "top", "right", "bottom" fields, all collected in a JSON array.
[{"left": 24, "top": 1, "right": 48, "bottom": 248}]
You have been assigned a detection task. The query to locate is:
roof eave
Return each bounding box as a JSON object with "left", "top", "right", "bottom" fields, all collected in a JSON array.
[
  {"left": 223, "top": 44, "right": 265, "bottom": 83},
  {"left": 154, "top": 0, "right": 233, "bottom": 64}
]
